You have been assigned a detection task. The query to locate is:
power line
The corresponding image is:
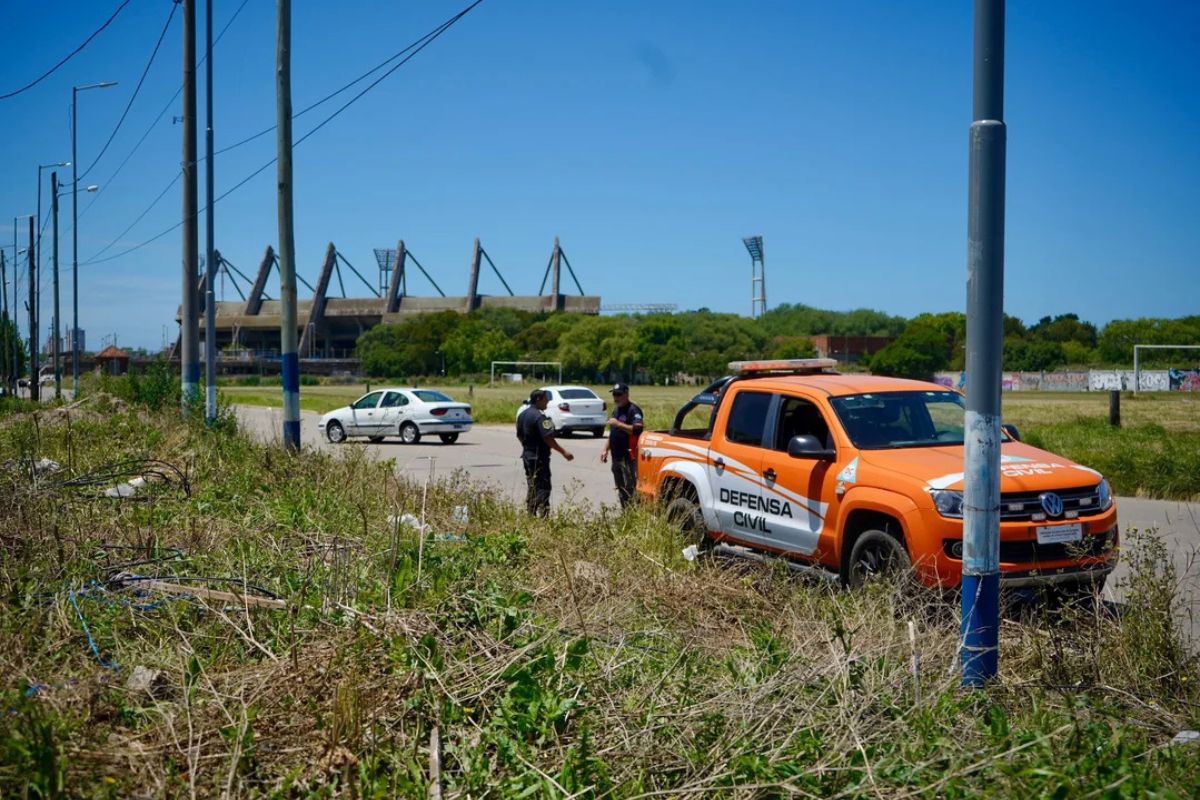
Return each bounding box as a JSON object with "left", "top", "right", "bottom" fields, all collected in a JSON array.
[
  {"left": 78, "top": 0, "right": 179, "bottom": 182},
  {"left": 82, "top": 0, "right": 484, "bottom": 267},
  {"left": 78, "top": 0, "right": 252, "bottom": 223},
  {"left": 0, "top": 1, "right": 132, "bottom": 101}
]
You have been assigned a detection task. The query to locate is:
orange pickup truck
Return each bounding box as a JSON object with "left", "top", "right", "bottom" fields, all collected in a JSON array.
[{"left": 637, "top": 359, "right": 1118, "bottom": 592}]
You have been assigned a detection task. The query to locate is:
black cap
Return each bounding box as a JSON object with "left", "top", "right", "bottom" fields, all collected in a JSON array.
[
  {"left": 529, "top": 389, "right": 548, "bottom": 402},
  {"left": 610, "top": 383, "right": 629, "bottom": 395}
]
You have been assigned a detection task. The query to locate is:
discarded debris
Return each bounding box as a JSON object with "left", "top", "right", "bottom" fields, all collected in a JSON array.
[
  {"left": 682, "top": 545, "right": 700, "bottom": 562},
  {"left": 54, "top": 459, "right": 190, "bottom": 500},
  {"left": 110, "top": 573, "right": 286, "bottom": 610},
  {"left": 388, "top": 512, "right": 430, "bottom": 534},
  {"left": 125, "top": 665, "right": 166, "bottom": 697},
  {"left": 1171, "top": 730, "right": 1200, "bottom": 746}
]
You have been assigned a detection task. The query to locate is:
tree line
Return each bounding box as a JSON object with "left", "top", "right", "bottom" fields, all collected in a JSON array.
[{"left": 355, "top": 303, "right": 1199, "bottom": 382}]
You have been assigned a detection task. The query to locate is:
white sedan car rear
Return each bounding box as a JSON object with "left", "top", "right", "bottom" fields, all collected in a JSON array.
[
  {"left": 515, "top": 385, "right": 607, "bottom": 437},
  {"left": 319, "top": 388, "right": 472, "bottom": 444}
]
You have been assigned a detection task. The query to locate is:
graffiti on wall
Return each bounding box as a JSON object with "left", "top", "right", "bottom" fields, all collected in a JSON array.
[{"left": 1169, "top": 369, "right": 1200, "bottom": 392}]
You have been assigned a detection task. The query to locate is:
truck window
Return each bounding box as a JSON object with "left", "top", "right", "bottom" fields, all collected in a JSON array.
[
  {"left": 724, "top": 391, "right": 772, "bottom": 446},
  {"left": 773, "top": 396, "right": 832, "bottom": 450}
]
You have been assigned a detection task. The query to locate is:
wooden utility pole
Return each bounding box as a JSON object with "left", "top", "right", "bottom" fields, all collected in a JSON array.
[
  {"left": 277, "top": 0, "right": 300, "bottom": 449},
  {"left": 181, "top": 0, "right": 200, "bottom": 413}
]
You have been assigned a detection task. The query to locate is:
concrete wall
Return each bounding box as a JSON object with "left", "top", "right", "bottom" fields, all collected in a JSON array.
[{"left": 932, "top": 369, "right": 1187, "bottom": 391}]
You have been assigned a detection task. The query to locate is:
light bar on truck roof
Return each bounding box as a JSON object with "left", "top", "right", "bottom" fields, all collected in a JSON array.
[{"left": 728, "top": 358, "right": 839, "bottom": 375}]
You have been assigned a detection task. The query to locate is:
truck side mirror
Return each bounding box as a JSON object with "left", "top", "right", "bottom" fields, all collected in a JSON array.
[
  {"left": 1001, "top": 423, "right": 1022, "bottom": 442},
  {"left": 787, "top": 434, "right": 836, "bottom": 461}
]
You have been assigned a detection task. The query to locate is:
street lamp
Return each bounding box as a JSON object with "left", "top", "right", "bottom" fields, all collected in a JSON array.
[
  {"left": 13, "top": 217, "right": 34, "bottom": 397},
  {"left": 51, "top": 181, "right": 96, "bottom": 399},
  {"left": 72, "top": 80, "right": 117, "bottom": 396}
]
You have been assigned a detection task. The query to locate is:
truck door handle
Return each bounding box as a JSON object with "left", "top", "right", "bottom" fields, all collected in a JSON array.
[
  {"left": 763, "top": 468, "right": 776, "bottom": 482},
  {"left": 714, "top": 457, "right": 725, "bottom": 470}
]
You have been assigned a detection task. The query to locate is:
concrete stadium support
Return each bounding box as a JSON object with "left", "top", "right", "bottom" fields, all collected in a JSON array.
[{"left": 185, "top": 237, "right": 600, "bottom": 357}]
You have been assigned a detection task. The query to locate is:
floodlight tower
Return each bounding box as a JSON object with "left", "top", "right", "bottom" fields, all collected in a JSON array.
[{"left": 743, "top": 235, "right": 766, "bottom": 319}]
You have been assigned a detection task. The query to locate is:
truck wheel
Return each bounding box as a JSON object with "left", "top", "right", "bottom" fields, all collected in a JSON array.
[
  {"left": 591, "top": 428, "right": 604, "bottom": 438},
  {"left": 847, "top": 529, "right": 911, "bottom": 588},
  {"left": 666, "top": 495, "right": 709, "bottom": 550}
]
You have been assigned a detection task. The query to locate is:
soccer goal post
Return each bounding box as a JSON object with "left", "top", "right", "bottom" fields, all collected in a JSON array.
[
  {"left": 1133, "top": 344, "right": 1200, "bottom": 393},
  {"left": 490, "top": 361, "right": 563, "bottom": 387}
]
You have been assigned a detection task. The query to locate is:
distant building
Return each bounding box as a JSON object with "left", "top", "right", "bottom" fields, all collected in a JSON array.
[
  {"left": 810, "top": 335, "right": 894, "bottom": 364},
  {"left": 65, "top": 327, "right": 85, "bottom": 354},
  {"left": 94, "top": 345, "right": 130, "bottom": 376}
]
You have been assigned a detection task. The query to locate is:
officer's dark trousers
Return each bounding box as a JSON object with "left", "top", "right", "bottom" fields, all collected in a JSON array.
[
  {"left": 524, "top": 457, "right": 551, "bottom": 516},
  {"left": 611, "top": 458, "right": 637, "bottom": 508}
]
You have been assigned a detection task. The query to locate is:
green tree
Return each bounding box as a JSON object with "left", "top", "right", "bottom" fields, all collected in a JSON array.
[
  {"left": 1003, "top": 338, "right": 1065, "bottom": 371},
  {"left": 768, "top": 336, "right": 817, "bottom": 359},
  {"left": 0, "top": 317, "right": 26, "bottom": 382},
  {"left": 869, "top": 324, "right": 951, "bottom": 380}
]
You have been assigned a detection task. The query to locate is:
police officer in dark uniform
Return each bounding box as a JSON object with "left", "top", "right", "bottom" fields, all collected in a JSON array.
[
  {"left": 600, "top": 383, "right": 643, "bottom": 508},
  {"left": 516, "top": 389, "right": 573, "bottom": 516}
]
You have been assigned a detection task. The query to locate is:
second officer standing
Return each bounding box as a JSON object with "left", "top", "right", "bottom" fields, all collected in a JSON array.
[{"left": 516, "top": 389, "right": 573, "bottom": 516}]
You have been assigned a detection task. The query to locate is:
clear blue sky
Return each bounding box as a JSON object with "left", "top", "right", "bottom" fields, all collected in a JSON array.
[{"left": 1, "top": 0, "right": 1197, "bottom": 350}]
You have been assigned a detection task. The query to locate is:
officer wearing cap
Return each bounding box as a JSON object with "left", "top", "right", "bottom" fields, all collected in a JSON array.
[
  {"left": 516, "top": 389, "right": 573, "bottom": 516},
  {"left": 600, "top": 383, "right": 644, "bottom": 508}
]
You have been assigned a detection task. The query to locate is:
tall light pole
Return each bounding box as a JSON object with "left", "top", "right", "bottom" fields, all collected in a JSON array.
[
  {"left": 14, "top": 218, "right": 33, "bottom": 395},
  {"left": 277, "top": 0, "right": 300, "bottom": 450},
  {"left": 961, "top": 0, "right": 1007, "bottom": 687},
  {"left": 72, "top": 80, "right": 118, "bottom": 396}
]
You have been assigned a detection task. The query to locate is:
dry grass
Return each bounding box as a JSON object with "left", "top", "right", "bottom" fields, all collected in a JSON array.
[{"left": 1, "top": 402, "right": 1198, "bottom": 797}]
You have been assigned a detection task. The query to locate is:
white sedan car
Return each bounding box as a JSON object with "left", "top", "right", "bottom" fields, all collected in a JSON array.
[
  {"left": 515, "top": 385, "right": 607, "bottom": 437},
  {"left": 319, "top": 388, "right": 472, "bottom": 444}
]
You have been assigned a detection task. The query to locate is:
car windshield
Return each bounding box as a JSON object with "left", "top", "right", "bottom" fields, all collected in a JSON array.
[
  {"left": 559, "top": 388, "right": 598, "bottom": 400},
  {"left": 412, "top": 390, "right": 452, "bottom": 403},
  {"left": 830, "top": 391, "right": 966, "bottom": 449}
]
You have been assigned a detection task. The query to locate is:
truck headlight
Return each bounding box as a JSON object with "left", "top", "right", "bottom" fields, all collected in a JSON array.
[
  {"left": 930, "top": 489, "right": 964, "bottom": 518},
  {"left": 1097, "top": 479, "right": 1112, "bottom": 511}
]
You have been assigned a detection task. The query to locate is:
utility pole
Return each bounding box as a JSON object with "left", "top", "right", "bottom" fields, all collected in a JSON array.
[
  {"left": 276, "top": 0, "right": 300, "bottom": 449},
  {"left": 0, "top": 250, "right": 10, "bottom": 393},
  {"left": 961, "top": 0, "right": 1007, "bottom": 687},
  {"left": 52, "top": 172, "right": 62, "bottom": 399},
  {"left": 180, "top": 0, "right": 200, "bottom": 414},
  {"left": 27, "top": 216, "right": 38, "bottom": 401},
  {"left": 203, "top": 0, "right": 217, "bottom": 422}
]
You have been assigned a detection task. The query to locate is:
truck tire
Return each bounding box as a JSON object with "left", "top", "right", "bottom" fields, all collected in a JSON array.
[
  {"left": 666, "top": 494, "right": 709, "bottom": 550},
  {"left": 847, "top": 529, "right": 911, "bottom": 588}
]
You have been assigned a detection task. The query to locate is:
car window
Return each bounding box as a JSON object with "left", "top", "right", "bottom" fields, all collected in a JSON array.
[
  {"left": 353, "top": 391, "right": 383, "bottom": 410},
  {"left": 724, "top": 391, "right": 771, "bottom": 447},
  {"left": 412, "top": 390, "right": 451, "bottom": 403},
  {"left": 831, "top": 391, "right": 965, "bottom": 449},
  {"left": 560, "top": 388, "right": 598, "bottom": 400},
  {"left": 774, "top": 396, "right": 832, "bottom": 450},
  {"left": 380, "top": 391, "right": 403, "bottom": 408}
]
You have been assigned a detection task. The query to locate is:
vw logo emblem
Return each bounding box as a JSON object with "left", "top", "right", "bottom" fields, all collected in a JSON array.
[{"left": 1040, "top": 492, "right": 1064, "bottom": 517}]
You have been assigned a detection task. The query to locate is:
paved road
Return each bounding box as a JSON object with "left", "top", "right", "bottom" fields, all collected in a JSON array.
[{"left": 236, "top": 405, "right": 1199, "bottom": 637}]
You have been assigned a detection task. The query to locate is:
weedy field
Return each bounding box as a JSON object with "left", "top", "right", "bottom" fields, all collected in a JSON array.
[
  {"left": 1, "top": 395, "right": 1198, "bottom": 798},
  {"left": 221, "top": 382, "right": 1200, "bottom": 500}
]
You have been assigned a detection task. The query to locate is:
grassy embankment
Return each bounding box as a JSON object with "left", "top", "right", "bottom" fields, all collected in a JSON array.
[
  {"left": 222, "top": 382, "right": 1200, "bottom": 500},
  {"left": 1, "top": 397, "right": 1198, "bottom": 797}
]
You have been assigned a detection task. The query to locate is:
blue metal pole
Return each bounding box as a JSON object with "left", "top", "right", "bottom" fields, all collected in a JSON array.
[
  {"left": 204, "top": 0, "right": 217, "bottom": 421},
  {"left": 962, "top": 0, "right": 1006, "bottom": 686}
]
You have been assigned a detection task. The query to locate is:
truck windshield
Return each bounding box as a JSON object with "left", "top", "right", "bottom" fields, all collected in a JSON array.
[{"left": 830, "top": 391, "right": 965, "bottom": 449}]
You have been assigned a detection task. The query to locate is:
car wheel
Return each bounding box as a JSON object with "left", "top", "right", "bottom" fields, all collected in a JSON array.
[
  {"left": 439, "top": 433, "right": 459, "bottom": 444},
  {"left": 368, "top": 435, "right": 385, "bottom": 443},
  {"left": 847, "top": 529, "right": 912, "bottom": 588},
  {"left": 591, "top": 427, "right": 604, "bottom": 438},
  {"left": 666, "top": 494, "right": 709, "bottom": 550},
  {"left": 400, "top": 422, "right": 421, "bottom": 444},
  {"left": 326, "top": 421, "right": 347, "bottom": 444}
]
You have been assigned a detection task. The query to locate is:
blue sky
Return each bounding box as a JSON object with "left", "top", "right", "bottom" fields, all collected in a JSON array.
[{"left": 1, "top": 0, "right": 1197, "bottom": 350}]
